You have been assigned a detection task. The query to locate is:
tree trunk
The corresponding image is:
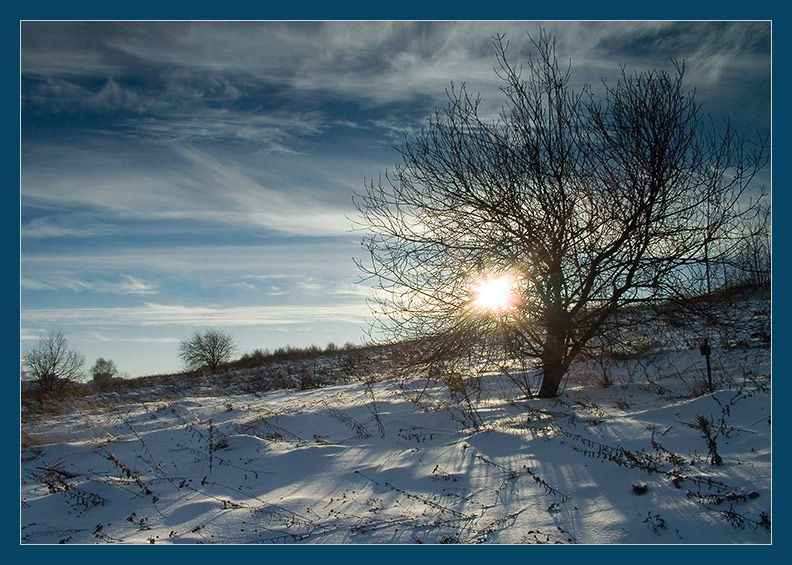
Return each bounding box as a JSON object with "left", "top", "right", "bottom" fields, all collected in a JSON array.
[
  {"left": 537, "top": 361, "right": 566, "bottom": 398},
  {"left": 537, "top": 318, "right": 569, "bottom": 398}
]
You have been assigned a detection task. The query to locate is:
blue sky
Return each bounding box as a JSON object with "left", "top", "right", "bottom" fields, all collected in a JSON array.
[{"left": 20, "top": 20, "right": 771, "bottom": 378}]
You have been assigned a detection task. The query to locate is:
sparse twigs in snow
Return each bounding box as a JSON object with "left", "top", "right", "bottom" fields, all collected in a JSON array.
[
  {"left": 106, "top": 451, "right": 153, "bottom": 495},
  {"left": 687, "top": 415, "right": 724, "bottom": 466},
  {"left": 30, "top": 466, "right": 109, "bottom": 512},
  {"left": 642, "top": 512, "right": 666, "bottom": 535},
  {"left": 364, "top": 378, "right": 386, "bottom": 438},
  {"left": 328, "top": 407, "right": 371, "bottom": 439},
  {"left": 31, "top": 466, "right": 75, "bottom": 493}
]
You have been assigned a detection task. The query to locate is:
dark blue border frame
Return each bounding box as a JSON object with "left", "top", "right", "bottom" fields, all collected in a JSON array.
[{"left": 8, "top": 3, "right": 786, "bottom": 562}]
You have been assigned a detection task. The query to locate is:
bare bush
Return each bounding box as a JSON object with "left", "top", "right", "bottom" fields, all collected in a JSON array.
[
  {"left": 179, "top": 329, "right": 238, "bottom": 375},
  {"left": 22, "top": 331, "right": 85, "bottom": 395}
]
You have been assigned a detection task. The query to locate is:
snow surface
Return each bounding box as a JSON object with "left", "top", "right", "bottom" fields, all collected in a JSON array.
[{"left": 20, "top": 346, "right": 770, "bottom": 545}]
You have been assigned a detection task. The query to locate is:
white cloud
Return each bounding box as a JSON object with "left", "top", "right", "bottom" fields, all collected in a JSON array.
[
  {"left": 21, "top": 241, "right": 362, "bottom": 284},
  {"left": 120, "top": 336, "right": 182, "bottom": 344},
  {"left": 58, "top": 277, "right": 94, "bottom": 293},
  {"left": 131, "top": 107, "right": 329, "bottom": 149},
  {"left": 88, "top": 331, "right": 181, "bottom": 345},
  {"left": 20, "top": 277, "right": 55, "bottom": 291},
  {"left": 22, "top": 217, "right": 102, "bottom": 239},
  {"left": 22, "top": 142, "right": 358, "bottom": 238},
  {"left": 21, "top": 274, "right": 157, "bottom": 296},
  {"left": 23, "top": 21, "right": 770, "bottom": 116},
  {"left": 21, "top": 301, "right": 372, "bottom": 328},
  {"left": 95, "top": 275, "right": 158, "bottom": 295},
  {"left": 170, "top": 145, "right": 356, "bottom": 236},
  {"left": 23, "top": 22, "right": 768, "bottom": 243}
]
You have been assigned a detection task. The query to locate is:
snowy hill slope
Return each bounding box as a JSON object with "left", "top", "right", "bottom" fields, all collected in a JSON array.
[{"left": 21, "top": 344, "right": 770, "bottom": 544}]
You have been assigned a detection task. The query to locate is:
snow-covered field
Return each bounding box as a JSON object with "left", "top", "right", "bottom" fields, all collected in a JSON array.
[{"left": 20, "top": 345, "right": 770, "bottom": 545}]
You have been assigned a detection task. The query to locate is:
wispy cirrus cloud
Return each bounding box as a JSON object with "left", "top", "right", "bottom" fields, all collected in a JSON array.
[
  {"left": 97, "top": 276, "right": 158, "bottom": 295},
  {"left": 129, "top": 108, "right": 329, "bottom": 149},
  {"left": 22, "top": 21, "right": 770, "bottom": 120},
  {"left": 89, "top": 331, "right": 181, "bottom": 344},
  {"left": 23, "top": 21, "right": 770, "bottom": 242},
  {"left": 21, "top": 215, "right": 105, "bottom": 239},
  {"left": 20, "top": 277, "right": 58, "bottom": 292},
  {"left": 21, "top": 301, "right": 371, "bottom": 328},
  {"left": 21, "top": 275, "right": 158, "bottom": 296},
  {"left": 19, "top": 21, "right": 510, "bottom": 131},
  {"left": 21, "top": 241, "right": 364, "bottom": 282},
  {"left": 22, "top": 140, "right": 358, "bottom": 238}
]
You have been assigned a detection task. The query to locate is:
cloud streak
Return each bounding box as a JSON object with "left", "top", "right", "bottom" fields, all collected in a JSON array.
[
  {"left": 22, "top": 22, "right": 770, "bottom": 112},
  {"left": 21, "top": 301, "right": 372, "bottom": 328},
  {"left": 21, "top": 275, "right": 158, "bottom": 295},
  {"left": 22, "top": 140, "right": 359, "bottom": 239},
  {"left": 22, "top": 21, "right": 770, "bottom": 239}
]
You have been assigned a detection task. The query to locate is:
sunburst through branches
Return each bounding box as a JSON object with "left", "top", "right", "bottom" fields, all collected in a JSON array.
[{"left": 471, "top": 273, "right": 520, "bottom": 314}]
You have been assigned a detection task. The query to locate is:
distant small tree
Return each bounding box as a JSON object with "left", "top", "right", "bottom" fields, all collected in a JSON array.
[
  {"left": 91, "top": 358, "right": 118, "bottom": 384},
  {"left": 22, "top": 331, "right": 85, "bottom": 394},
  {"left": 179, "top": 330, "right": 238, "bottom": 375}
]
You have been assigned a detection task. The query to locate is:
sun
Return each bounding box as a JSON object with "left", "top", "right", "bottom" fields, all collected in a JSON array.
[{"left": 472, "top": 273, "right": 519, "bottom": 313}]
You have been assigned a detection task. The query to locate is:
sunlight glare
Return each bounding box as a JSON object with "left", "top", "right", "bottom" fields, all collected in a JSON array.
[{"left": 472, "top": 273, "right": 519, "bottom": 313}]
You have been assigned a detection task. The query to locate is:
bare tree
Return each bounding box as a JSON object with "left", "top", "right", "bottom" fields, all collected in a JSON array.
[
  {"left": 179, "top": 329, "right": 238, "bottom": 375},
  {"left": 22, "top": 331, "right": 85, "bottom": 394},
  {"left": 355, "top": 31, "right": 767, "bottom": 398},
  {"left": 91, "top": 358, "right": 119, "bottom": 384},
  {"left": 725, "top": 203, "right": 771, "bottom": 288}
]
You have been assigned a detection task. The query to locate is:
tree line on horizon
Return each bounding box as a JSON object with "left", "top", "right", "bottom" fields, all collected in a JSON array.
[{"left": 20, "top": 328, "right": 371, "bottom": 397}]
